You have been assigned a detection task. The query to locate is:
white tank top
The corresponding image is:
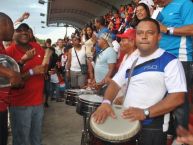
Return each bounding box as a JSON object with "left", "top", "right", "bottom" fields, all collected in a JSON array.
[{"left": 70, "top": 46, "right": 86, "bottom": 72}]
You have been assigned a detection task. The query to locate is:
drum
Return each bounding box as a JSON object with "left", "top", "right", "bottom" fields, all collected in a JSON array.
[
  {"left": 0, "top": 54, "right": 20, "bottom": 88},
  {"left": 76, "top": 94, "right": 103, "bottom": 117},
  {"left": 89, "top": 105, "right": 140, "bottom": 145},
  {"left": 65, "top": 89, "right": 95, "bottom": 106}
]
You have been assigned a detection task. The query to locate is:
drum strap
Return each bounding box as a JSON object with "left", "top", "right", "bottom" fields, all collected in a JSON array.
[{"left": 123, "top": 58, "right": 138, "bottom": 102}]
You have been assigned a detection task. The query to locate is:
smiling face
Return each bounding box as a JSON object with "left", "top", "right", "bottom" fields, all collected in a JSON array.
[
  {"left": 120, "top": 38, "right": 136, "bottom": 54},
  {"left": 86, "top": 27, "right": 93, "bottom": 37},
  {"left": 136, "top": 5, "right": 148, "bottom": 20},
  {"left": 14, "top": 27, "right": 30, "bottom": 45},
  {"left": 136, "top": 20, "right": 161, "bottom": 57}
]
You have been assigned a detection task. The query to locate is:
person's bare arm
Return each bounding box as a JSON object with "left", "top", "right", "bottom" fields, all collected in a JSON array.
[
  {"left": 149, "top": 92, "right": 184, "bottom": 117},
  {"left": 93, "top": 80, "right": 120, "bottom": 123},
  {"left": 66, "top": 49, "right": 71, "bottom": 80},
  {"left": 160, "top": 23, "right": 193, "bottom": 36},
  {"left": 122, "top": 92, "right": 185, "bottom": 121},
  {"left": 14, "top": 12, "right": 30, "bottom": 25},
  {"left": 21, "top": 65, "right": 46, "bottom": 80},
  {"left": 100, "top": 63, "right": 115, "bottom": 85}
]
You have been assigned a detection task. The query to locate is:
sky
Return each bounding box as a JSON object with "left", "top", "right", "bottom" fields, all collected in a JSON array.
[{"left": 0, "top": 0, "right": 75, "bottom": 43}]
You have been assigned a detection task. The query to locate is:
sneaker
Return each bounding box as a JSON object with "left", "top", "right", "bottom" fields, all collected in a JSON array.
[{"left": 44, "top": 102, "right": 49, "bottom": 108}]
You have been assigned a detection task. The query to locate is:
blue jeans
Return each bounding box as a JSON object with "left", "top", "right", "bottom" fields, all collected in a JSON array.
[
  {"left": 50, "top": 82, "right": 60, "bottom": 98},
  {"left": 10, "top": 105, "right": 44, "bottom": 145}
]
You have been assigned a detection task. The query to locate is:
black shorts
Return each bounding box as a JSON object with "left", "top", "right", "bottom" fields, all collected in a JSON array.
[{"left": 138, "top": 128, "right": 167, "bottom": 145}]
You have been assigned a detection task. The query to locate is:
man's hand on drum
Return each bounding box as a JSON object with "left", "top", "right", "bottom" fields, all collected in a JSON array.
[
  {"left": 121, "top": 107, "right": 146, "bottom": 121},
  {"left": 93, "top": 104, "right": 116, "bottom": 124}
]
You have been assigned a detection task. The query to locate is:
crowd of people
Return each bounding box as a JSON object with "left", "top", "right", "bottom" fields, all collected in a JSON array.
[{"left": 0, "top": 0, "right": 193, "bottom": 145}]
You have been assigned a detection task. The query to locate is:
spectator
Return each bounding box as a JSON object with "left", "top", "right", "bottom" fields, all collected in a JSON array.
[
  {"left": 94, "top": 16, "right": 110, "bottom": 54},
  {"left": 93, "top": 33, "right": 117, "bottom": 95},
  {"left": 44, "top": 38, "right": 52, "bottom": 107},
  {"left": 66, "top": 36, "right": 87, "bottom": 88},
  {"left": 6, "top": 23, "right": 45, "bottom": 145},
  {"left": 155, "top": 0, "right": 193, "bottom": 129},
  {"left": 114, "top": 29, "right": 138, "bottom": 105},
  {"left": 130, "top": 3, "right": 151, "bottom": 28},
  {"left": 111, "top": 10, "right": 124, "bottom": 34},
  {"left": 84, "top": 26, "right": 97, "bottom": 82},
  {"left": 55, "top": 39, "right": 65, "bottom": 56}
]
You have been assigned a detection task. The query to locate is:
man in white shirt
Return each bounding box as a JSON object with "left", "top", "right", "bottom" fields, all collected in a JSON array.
[
  {"left": 55, "top": 39, "right": 65, "bottom": 56},
  {"left": 93, "top": 18, "right": 187, "bottom": 145}
]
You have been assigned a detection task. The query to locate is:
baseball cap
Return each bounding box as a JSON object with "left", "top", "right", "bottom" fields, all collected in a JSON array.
[
  {"left": 14, "top": 23, "right": 30, "bottom": 32},
  {"left": 116, "top": 29, "right": 136, "bottom": 40},
  {"left": 99, "top": 33, "right": 113, "bottom": 47},
  {"left": 139, "top": 0, "right": 154, "bottom": 8}
]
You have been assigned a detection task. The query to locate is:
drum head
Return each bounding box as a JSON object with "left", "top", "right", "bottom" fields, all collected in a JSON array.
[
  {"left": 70, "top": 89, "right": 94, "bottom": 94},
  {"left": 90, "top": 105, "right": 141, "bottom": 143},
  {"left": 79, "top": 94, "right": 103, "bottom": 104},
  {"left": 0, "top": 54, "right": 20, "bottom": 88}
]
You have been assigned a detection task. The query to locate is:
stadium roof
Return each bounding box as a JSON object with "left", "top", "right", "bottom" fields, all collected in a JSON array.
[{"left": 46, "top": 0, "right": 130, "bottom": 28}]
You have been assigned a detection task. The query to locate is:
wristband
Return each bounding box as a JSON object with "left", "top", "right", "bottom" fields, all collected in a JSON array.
[
  {"left": 169, "top": 27, "right": 174, "bottom": 35},
  {"left": 166, "top": 27, "right": 175, "bottom": 35},
  {"left": 29, "top": 69, "right": 34, "bottom": 76},
  {"left": 102, "top": 99, "right": 111, "bottom": 105}
]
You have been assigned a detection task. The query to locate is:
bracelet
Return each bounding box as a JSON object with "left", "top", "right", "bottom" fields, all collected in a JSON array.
[
  {"left": 166, "top": 27, "right": 175, "bottom": 35},
  {"left": 102, "top": 99, "right": 111, "bottom": 105},
  {"left": 169, "top": 27, "right": 174, "bottom": 35},
  {"left": 29, "top": 69, "right": 34, "bottom": 76}
]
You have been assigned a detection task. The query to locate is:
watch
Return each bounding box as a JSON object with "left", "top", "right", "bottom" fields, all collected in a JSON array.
[{"left": 144, "top": 108, "right": 150, "bottom": 119}]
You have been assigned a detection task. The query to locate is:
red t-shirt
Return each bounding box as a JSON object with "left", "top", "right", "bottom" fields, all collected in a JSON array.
[
  {"left": 0, "top": 41, "right": 9, "bottom": 111},
  {"left": 6, "top": 42, "right": 45, "bottom": 107}
]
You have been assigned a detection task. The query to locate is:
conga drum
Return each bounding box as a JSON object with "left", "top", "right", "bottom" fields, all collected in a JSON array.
[
  {"left": 0, "top": 54, "right": 20, "bottom": 88},
  {"left": 76, "top": 94, "right": 103, "bottom": 117},
  {"left": 90, "top": 105, "right": 141, "bottom": 145},
  {"left": 66, "top": 89, "right": 95, "bottom": 106}
]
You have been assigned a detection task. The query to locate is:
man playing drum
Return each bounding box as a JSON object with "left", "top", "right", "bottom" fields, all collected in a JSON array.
[{"left": 93, "top": 18, "right": 187, "bottom": 145}]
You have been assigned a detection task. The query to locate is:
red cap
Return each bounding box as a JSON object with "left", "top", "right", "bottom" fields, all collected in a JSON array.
[{"left": 117, "top": 29, "right": 136, "bottom": 40}]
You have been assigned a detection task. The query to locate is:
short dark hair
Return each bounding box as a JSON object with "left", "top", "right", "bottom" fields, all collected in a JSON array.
[
  {"left": 95, "top": 16, "right": 106, "bottom": 26},
  {"left": 137, "top": 18, "right": 160, "bottom": 33},
  {"left": 46, "top": 38, "right": 52, "bottom": 44},
  {"left": 0, "top": 12, "right": 12, "bottom": 22}
]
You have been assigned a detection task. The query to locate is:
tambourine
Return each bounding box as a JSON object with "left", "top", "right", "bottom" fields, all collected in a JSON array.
[{"left": 0, "top": 54, "right": 20, "bottom": 88}]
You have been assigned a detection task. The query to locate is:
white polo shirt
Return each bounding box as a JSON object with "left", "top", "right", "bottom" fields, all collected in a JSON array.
[
  {"left": 113, "top": 48, "right": 187, "bottom": 131},
  {"left": 113, "top": 48, "right": 187, "bottom": 109}
]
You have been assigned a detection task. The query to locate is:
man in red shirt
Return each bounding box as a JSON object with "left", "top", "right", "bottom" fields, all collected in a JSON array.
[
  {"left": 0, "top": 12, "right": 23, "bottom": 145},
  {"left": 6, "top": 23, "right": 45, "bottom": 145}
]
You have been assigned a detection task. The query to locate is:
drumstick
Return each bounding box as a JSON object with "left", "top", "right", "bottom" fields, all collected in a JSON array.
[{"left": 42, "top": 48, "right": 53, "bottom": 66}]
